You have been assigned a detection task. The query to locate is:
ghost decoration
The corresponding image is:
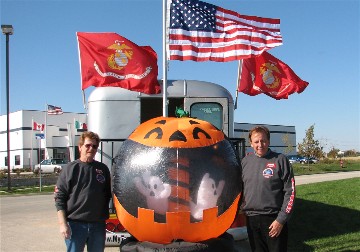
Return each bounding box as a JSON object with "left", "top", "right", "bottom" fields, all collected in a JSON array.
[
  {"left": 190, "top": 173, "right": 225, "bottom": 220},
  {"left": 133, "top": 171, "right": 171, "bottom": 215},
  {"left": 113, "top": 117, "right": 241, "bottom": 244}
]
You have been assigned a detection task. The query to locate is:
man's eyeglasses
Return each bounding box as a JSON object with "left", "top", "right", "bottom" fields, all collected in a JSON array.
[{"left": 84, "top": 144, "right": 99, "bottom": 149}]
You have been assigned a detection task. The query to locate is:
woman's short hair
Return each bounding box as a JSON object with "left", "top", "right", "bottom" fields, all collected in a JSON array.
[{"left": 78, "top": 131, "right": 100, "bottom": 146}]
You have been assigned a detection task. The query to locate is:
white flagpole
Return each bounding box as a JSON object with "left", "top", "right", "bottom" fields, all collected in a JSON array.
[
  {"left": 39, "top": 136, "right": 42, "bottom": 192},
  {"left": 67, "top": 122, "right": 74, "bottom": 162},
  {"left": 82, "top": 90, "right": 87, "bottom": 111},
  {"left": 162, "top": 0, "right": 169, "bottom": 117},
  {"left": 76, "top": 32, "right": 87, "bottom": 112},
  {"left": 44, "top": 103, "right": 48, "bottom": 159},
  {"left": 234, "top": 60, "right": 243, "bottom": 110},
  {"left": 31, "top": 117, "right": 34, "bottom": 171}
]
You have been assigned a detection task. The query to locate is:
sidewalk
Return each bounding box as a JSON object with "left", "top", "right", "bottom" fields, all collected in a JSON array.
[{"left": 295, "top": 171, "right": 360, "bottom": 185}]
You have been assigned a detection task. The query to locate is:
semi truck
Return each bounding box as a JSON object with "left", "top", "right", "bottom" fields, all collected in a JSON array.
[{"left": 87, "top": 79, "right": 247, "bottom": 246}]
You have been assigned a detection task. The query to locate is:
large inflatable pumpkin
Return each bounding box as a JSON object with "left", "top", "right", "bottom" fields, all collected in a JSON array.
[{"left": 113, "top": 117, "right": 241, "bottom": 244}]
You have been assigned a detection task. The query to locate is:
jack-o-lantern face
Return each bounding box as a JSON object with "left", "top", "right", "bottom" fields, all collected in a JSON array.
[
  {"left": 129, "top": 117, "right": 225, "bottom": 148},
  {"left": 113, "top": 117, "right": 241, "bottom": 244}
]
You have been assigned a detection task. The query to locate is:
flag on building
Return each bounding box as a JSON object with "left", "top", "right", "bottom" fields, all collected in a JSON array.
[
  {"left": 75, "top": 120, "right": 87, "bottom": 130},
  {"left": 47, "top": 104, "right": 64, "bottom": 115},
  {"left": 167, "top": 0, "right": 282, "bottom": 62},
  {"left": 77, "top": 32, "right": 161, "bottom": 94},
  {"left": 35, "top": 133, "right": 45, "bottom": 139},
  {"left": 33, "top": 122, "right": 45, "bottom": 131},
  {"left": 238, "top": 51, "right": 309, "bottom": 100}
]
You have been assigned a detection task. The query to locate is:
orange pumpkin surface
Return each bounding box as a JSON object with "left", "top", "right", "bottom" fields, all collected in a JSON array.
[
  {"left": 113, "top": 117, "right": 241, "bottom": 244},
  {"left": 129, "top": 117, "right": 225, "bottom": 148}
]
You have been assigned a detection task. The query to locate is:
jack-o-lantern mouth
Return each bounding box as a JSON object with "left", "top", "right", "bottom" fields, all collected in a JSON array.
[
  {"left": 113, "top": 194, "right": 241, "bottom": 244},
  {"left": 129, "top": 117, "right": 224, "bottom": 148}
]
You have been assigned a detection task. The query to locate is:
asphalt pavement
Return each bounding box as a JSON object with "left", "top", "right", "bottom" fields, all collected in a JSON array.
[{"left": 1, "top": 171, "right": 359, "bottom": 252}]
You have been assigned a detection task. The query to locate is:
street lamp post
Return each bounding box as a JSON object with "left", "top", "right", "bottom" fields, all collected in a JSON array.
[{"left": 2, "top": 24, "right": 14, "bottom": 191}]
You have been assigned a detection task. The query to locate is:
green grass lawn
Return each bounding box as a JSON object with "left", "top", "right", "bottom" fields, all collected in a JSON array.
[
  {"left": 0, "top": 184, "right": 55, "bottom": 194},
  {"left": 289, "top": 178, "right": 360, "bottom": 251},
  {"left": 292, "top": 159, "right": 360, "bottom": 175}
]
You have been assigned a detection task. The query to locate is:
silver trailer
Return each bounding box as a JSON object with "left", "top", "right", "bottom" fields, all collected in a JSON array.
[{"left": 87, "top": 79, "right": 245, "bottom": 169}]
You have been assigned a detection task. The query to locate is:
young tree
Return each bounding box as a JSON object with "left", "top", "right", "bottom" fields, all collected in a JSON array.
[
  {"left": 327, "top": 147, "right": 340, "bottom": 159},
  {"left": 297, "top": 124, "right": 324, "bottom": 158},
  {"left": 282, "top": 133, "right": 295, "bottom": 155},
  {"left": 344, "top": 149, "right": 357, "bottom": 157}
]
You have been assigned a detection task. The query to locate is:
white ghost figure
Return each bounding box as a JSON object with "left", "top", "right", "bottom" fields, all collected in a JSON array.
[
  {"left": 133, "top": 171, "right": 171, "bottom": 215},
  {"left": 190, "top": 173, "right": 225, "bottom": 220}
]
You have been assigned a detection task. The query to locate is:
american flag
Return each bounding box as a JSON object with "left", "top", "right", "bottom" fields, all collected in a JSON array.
[
  {"left": 47, "top": 104, "right": 63, "bottom": 115},
  {"left": 167, "top": 0, "right": 283, "bottom": 62}
]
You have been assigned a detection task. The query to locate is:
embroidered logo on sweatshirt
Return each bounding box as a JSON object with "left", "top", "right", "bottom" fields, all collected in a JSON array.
[
  {"left": 96, "top": 174, "right": 106, "bottom": 183},
  {"left": 262, "top": 168, "right": 273, "bottom": 178},
  {"left": 263, "top": 163, "right": 276, "bottom": 178},
  {"left": 95, "top": 169, "right": 105, "bottom": 183}
]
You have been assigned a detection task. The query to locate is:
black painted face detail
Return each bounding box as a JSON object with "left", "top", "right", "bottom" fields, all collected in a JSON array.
[
  {"left": 144, "top": 120, "right": 167, "bottom": 139},
  {"left": 142, "top": 118, "right": 212, "bottom": 144},
  {"left": 169, "top": 130, "right": 187, "bottom": 142},
  {"left": 144, "top": 127, "right": 163, "bottom": 139},
  {"left": 193, "top": 127, "right": 211, "bottom": 139}
]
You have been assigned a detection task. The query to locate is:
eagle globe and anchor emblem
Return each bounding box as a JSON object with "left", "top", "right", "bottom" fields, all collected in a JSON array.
[
  {"left": 259, "top": 62, "right": 281, "bottom": 89},
  {"left": 107, "top": 40, "right": 133, "bottom": 70},
  {"left": 93, "top": 40, "right": 152, "bottom": 80}
]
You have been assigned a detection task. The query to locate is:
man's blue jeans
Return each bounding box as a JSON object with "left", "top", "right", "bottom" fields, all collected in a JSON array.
[{"left": 65, "top": 220, "right": 106, "bottom": 252}]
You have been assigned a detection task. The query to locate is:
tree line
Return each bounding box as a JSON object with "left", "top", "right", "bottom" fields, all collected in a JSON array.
[{"left": 285, "top": 124, "right": 359, "bottom": 159}]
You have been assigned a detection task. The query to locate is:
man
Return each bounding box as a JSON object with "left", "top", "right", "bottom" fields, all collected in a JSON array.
[
  {"left": 241, "top": 126, "right": 295, "bottom": 252},
  {"left": 55, "top": 131, "right": 112, "bottom": 252}
]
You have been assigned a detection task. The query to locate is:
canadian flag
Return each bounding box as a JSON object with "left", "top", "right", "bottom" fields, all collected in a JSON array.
[{"left": 33, "top": 122, "right": 45, "bottom": 131}]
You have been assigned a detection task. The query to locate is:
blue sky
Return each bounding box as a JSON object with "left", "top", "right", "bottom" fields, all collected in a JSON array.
[{"left": 1, "top": 0, "right": 359, "bottom": 152}]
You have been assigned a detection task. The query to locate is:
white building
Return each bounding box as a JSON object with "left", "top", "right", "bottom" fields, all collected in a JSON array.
[
  {"left": 0, "top": 110, "right": 87, "bottom": 170},
  {"left": 0, "top": 110, "right": 296, "bottom": 171}
]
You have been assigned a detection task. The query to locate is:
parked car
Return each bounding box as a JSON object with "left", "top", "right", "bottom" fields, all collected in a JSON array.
[
  {"left": 33, "top": 158, "right": 67, "bottom": 174},
  {"left": 299, "top": 157, "right": 319, "bottom": 164},
  {"left": 287, "top": 155, "right": 302, "bottom": 164}
]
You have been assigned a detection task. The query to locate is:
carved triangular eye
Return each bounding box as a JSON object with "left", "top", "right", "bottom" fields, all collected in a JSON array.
[{"left": 169, "top": 130, "right": 187, "bottom": 142}]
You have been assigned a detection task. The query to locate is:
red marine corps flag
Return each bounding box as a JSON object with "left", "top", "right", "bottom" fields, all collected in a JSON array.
[
  {"left": 77, "top": 32, "right": 160, "bottom": 94},
  {"left": 238, "top": 51, "right": 309, "bottom": 99}
]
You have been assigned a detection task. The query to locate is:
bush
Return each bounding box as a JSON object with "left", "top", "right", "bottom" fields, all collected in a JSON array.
[{"left": 320, "top": 158, "right": 334, "bottom": 164}]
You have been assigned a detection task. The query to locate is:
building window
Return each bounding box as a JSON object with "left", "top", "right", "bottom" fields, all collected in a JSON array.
[{"left": 15, "top": 155, "right": 21, "bottom": 165}]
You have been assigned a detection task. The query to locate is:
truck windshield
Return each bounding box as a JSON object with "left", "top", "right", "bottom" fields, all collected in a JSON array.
[{"left": 190, "top": 103, "right": 223, "bottom": 130}]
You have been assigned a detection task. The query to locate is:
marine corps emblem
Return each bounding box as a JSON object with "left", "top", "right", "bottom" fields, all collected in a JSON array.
[
  {"left": 260, "top": 62, "right": 280, "bottom": 89},
  {"left": 107, "top": 40, "right": 133, "bottom": 70}
]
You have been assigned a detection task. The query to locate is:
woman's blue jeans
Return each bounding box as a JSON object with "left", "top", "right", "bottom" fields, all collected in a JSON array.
[{"left": 65, "top": 220, "right": 106, "bottom": 252}]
